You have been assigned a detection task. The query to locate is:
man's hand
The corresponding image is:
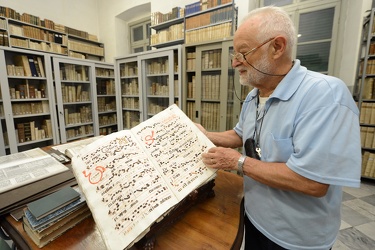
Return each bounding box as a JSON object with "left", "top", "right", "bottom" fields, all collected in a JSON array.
[{"left": 202, "top": 147, "right": 242, "bottom": 171}]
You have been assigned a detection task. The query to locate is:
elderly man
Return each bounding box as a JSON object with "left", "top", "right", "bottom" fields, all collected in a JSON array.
[{"left": 196, "top": 6, "right": 361, "bottom": 250}]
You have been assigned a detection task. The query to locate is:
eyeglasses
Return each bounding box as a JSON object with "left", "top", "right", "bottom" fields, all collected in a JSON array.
[{"left": 231, "top": 37, "right": 276, "bottom": 63}]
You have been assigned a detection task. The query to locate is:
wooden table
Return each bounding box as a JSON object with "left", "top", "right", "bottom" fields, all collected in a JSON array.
[{"left": 0, "top": 170, "right": 243, "bottom": 250}]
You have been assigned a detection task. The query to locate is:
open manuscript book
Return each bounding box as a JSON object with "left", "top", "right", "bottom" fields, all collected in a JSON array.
[{"left": 71, "top": 104, "right": 217, "bottom": 249}]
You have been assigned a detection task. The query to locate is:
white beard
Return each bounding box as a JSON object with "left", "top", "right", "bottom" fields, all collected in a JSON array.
[{"left": 239, "top": 56, "right": 272, "bottom": 86}]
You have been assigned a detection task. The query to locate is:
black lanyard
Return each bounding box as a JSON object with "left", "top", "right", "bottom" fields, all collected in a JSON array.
[{"left": 252, "top": 92, "right": 270, "bottom": 158}]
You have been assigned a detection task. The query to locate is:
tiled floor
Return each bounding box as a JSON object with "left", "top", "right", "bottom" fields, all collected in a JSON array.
[
  {"left": 2, "top": 181, "right": 375, "bottom": 249},
  {"left": 334, "top": 179, "right": 375, "bottom": 250}
]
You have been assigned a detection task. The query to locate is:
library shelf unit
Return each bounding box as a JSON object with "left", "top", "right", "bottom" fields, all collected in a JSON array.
[
  {"left": 0, "top": 13, "right": 105, "bottom": 61},
  {"left": 95, "top": 62, "right": 117, "bottom": 135},
  {"left": 150, "top": 7, "right": 184, "bottom": 49},
  {"left": 52, "top": 56, "right": 99, "bottom": 143},
  {"left": 67, "top": 34, "right": 105, "bottom": 61},
  {"left": 183, "top": 38, "right": 252, "bottom": 132},
  {"left": 115, "top": 45, "right": 182, "bottom": 130},
  {"left": 7, "top": 18, "right": 68, "bottom": 56},
  {"left": 0, "top": 47, "right": 59, "bottom": 154},
  {"left": 150, "top": 17, "right": 185, "bottom": 49},
  {"left": 355, "top": 8, "right": 375, "bottom": 180},
  {"left": 140, "top": 46, "right": 182, "bottom": 120},
  {"left": 115, "top": 54, "right": 142, "bottom": 130},
  {"left": 184, "top": 1, "right": 237, "bottom": 45}
]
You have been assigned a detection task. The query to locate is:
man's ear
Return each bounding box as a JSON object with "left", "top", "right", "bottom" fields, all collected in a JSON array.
[{"left": 271, "top": 36, "right": 287, "bottom": 59}]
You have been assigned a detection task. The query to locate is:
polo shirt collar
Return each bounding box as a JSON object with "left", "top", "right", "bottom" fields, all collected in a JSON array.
[
  {"left": 245, "top": 59, "right": 307, "bottom": 102},
  {"left": 271, "top": 59, "right": 307, "bottom": 101}
]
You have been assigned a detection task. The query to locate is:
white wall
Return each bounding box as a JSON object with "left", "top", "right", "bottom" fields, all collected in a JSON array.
[
  {"left": 98, "top": 0, "right": 205, "bottom": 61},
  {"left": 0, "top": 0, "right": 372, "bottom": 88},
  {"left": 335, "top": 0, "right": 372, "bottom": 91},
  {"left": 0, "top": 0, "right": 100, "bottom": 35}
]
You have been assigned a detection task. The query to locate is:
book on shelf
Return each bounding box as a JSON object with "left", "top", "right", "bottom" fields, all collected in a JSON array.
[
  {"left": 36, "top": 56, "right": 45, "bottom": 77},
  {"left": 70, "top": 104, "right": 217, "bottom": 250},
  {"left": 16, "top": 121, "right": 50, "bottom": 143},
  {"left": 16, "top": 84, "right": 26, "bottom": 99},
  {"left": 16, "top": 122, "right": 25, "bottom": 142},
  {"left": 30, "top": 120, "right": 35, "bottom": 141},
  {"left": 42, "top": 119, "right": 53, "bottom": 138},
  {"left": 28, "top": 84, "right": 36, "bottom": 98},
  {"left": 26, "top": 186, "right": 80, "bottom": 220},
  {"left": 27, "top": 56, "right": 39, "bottom": 77},
  {"left": 362, "top": 152, "right": 375, "bottom": 178},
  {"left": 13, "top": 54, "right": 32, "bottom": 77}
]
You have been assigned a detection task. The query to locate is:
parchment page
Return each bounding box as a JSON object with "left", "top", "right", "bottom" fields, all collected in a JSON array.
[
  {"left": 131, "top": 104, "right": 217, "bottom": 201},
  {"left": 71, "top": 104, "right": 216, "bottom": 250},
  {"left": 71, "top": 130, "right": 180, "bottom": 250}
]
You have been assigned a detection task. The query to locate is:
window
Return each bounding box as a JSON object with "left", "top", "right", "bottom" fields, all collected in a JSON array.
[
  {"left": 129, "top": 18, "right": 151, "bottom": 53},
  {"left": 264, "top": 0, "right": 293, "bottom": 6},
  {"left": 296, "top": 7, "right": 334, "bottom": 72},
  {"left": 261, "top": 0, "right": 339, "bottom": 74}
]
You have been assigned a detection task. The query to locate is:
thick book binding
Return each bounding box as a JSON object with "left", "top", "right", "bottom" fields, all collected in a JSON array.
[{"left": 27, "top": 186, "right": 80, "bottom": 220}]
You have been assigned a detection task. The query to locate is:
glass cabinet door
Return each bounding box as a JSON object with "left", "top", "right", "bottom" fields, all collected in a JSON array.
[
  {"left": 183, "top": 40, "right": 248, "bottom": 132},
  {"left": 115, "top": 46, "right": 182, "bottom": 130},
  {"left": 0, "top": 48, "right": 58, "bottom": 154},
  {"left": 95, "top": 63, "right": 117, "bottom": 135},
  {"left": 53, "top": 57, "right": 97, "bottom": 143},
  {"left": 118, "top": 57, "right": 142, "bottom": 129},
  {"left": 139, "top": 50, "right": 175, "bottom": 120}
]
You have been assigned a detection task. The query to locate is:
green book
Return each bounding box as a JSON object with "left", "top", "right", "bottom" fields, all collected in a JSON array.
[{"left": 27, "top": 186, "right": 80, "bottom": 220}]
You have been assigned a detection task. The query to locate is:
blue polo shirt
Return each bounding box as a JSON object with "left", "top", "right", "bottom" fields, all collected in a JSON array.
[{"left": 234, "top": 59, "right": 361, "bottom": 249}]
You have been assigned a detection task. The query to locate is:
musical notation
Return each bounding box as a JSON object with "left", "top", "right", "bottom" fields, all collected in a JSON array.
[{"left": 71, "top": 104, "right": 216, "bottom": 249}]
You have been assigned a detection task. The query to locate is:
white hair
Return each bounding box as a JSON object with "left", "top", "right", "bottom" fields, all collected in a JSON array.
[{"left": 241, "top": 6, "right": 296, "bottom": 54}]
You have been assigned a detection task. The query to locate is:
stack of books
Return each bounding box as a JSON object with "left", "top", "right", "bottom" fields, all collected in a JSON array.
[
  {"left": 22, "top": 186, "right": 90, "bottom": 248},
  {"left": 0, "top": 148, "right": 76, "bottom": 219}
]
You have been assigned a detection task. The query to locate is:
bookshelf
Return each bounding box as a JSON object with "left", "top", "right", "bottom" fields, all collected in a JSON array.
[
  {"left": 115, "top": 54, "right": 142, "bottom": 130},
  {"left": 0, "top": 6, "right": 105, "bottom": 61},
  {"left": 115, "top": 45, "right": 182, "bottom": 130},
  {"left": 0, "top": 47, "right": 59, "bottom": 154},
  {"left": 150, "top": 15, "right": 185, "bottom": 49},
  {"left": 53, "top": 56, "right": 99, "bottom": 143},
  {"left": 150, "top": 1, "right": 237, "bottom": 48},
  {"left": 140, "top": 46, "right": 182, "bottom": 120},
  {"left": 7, "top": 18, "right": 68, "bottom": 56},
  {"left": 355, "top": 8, "right": 375, "bottom": 180},
  {"left": 183, "top": 38, "right": 251, "bottom": 132},
  {"left": 95, "top": 62, "right": 118, "bottom": 135},
  {"left": 67, "top": 35, "right": 105, "bottom": 61},
  {"left": 184, "top": 1, "right": 237, "bottom": 45}
]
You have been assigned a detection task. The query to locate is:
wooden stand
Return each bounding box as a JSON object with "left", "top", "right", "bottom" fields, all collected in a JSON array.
[{"left": 135, "top": 179, "right": 216, "bottom": 249}]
